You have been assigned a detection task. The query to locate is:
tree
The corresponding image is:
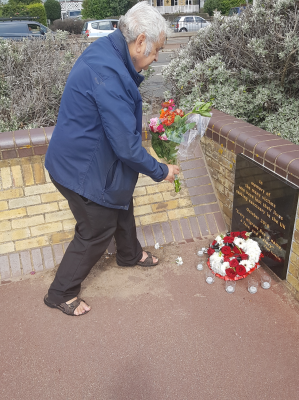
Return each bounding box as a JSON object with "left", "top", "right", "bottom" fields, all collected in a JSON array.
[
  {"left": 44, "top": 0, "right": 61, "bottom": 23},
  {"left": 8, "top": 0, "right": 42, "bottom": 5},
  {"left": 204, "top": 0, "right": 244, "bottom": 16},
  {"left": 82, "top": 0, "right": 137, "bottom": 20},
  {"left": 163, "top": 0, "right": 299, "bottom": 144}
]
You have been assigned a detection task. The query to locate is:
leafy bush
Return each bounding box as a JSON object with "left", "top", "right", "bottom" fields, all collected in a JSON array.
[
  {"left": 50, "top": 18, "right": 84, "bottom": 34},
  {"left": 0, "top": 35, "right": 86, "bottom": 132},
  {"left": 203, "top": 0, "right": 245, "bottom": 16},
  {"left": 27, "top": 3, "right": 47, "bottom": 25},
  {"left": 11, "top": 0, "right": 42, "bottom": 5},
  {"left": 162, "top": 0, "right": 299, "bottom": 144},
  {"left": 81, "top": 0, "right": 137, "bottom": 20},
  {"left": 1, "top": 3, "right": 30, "bottom": 18},
  {"left": 44, "top": 0, "right": 61, "bottom": 23},
  {"left": 1, "top": 1, "right": 47, "bottom": 25}
]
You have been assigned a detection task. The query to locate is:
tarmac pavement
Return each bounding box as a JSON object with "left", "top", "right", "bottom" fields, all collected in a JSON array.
[{"left": 1, "top": 239, "right": 299, "bottom": 400}]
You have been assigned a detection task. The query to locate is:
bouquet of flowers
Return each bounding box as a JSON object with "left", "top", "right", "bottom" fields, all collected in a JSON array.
[
  {"left": 207, "top": 231, "right": 263, "bottom": 280},
  {"left": 149, "top": 99, "right": 212, "bottom": 192}
]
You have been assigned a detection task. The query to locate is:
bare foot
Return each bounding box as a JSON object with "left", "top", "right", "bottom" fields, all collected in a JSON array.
[
  {"left": 66, "top": 297, "right": 91, "bottom": 316},
  {"left": 139, "top": 250, "right": 158, "bottom": 264}
]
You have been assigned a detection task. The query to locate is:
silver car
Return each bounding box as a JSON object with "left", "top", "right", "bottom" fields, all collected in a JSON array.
[
  {"left": 81, "top": 19, "right": 118, "bottom": 38},
  {"left": 172, "top": 15, "right": 210, "bottom": 32}
]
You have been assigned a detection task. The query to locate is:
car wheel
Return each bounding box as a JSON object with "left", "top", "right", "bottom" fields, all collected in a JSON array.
[{"left": 180, "top": 28, "right": 187, "bottom": 32}]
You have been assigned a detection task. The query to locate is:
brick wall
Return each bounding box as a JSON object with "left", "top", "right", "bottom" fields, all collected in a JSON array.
[
  {"left": 202, "top": 109, "right": 299, "bottom": 300},
  {"left": 0, "top": 126, "right": 219, "bottom": 279}
]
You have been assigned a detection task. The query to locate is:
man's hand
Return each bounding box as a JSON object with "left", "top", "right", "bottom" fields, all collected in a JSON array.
[{"left": 164, "top": 164, "right": 179, "bottom": 183}]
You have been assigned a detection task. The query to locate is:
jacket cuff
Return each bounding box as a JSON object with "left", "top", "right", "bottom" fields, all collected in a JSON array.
[{"left": 159, "top": 163, "right": 169, "bottom": 181}]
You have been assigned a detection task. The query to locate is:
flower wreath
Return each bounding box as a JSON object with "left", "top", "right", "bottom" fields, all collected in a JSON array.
[{"left": 207, "top": 231, "right": 263, "bottom": 281}]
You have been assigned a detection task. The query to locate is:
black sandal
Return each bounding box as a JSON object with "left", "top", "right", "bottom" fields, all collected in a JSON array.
[
  {"left": 44, "top": 295, "right": 90, "bottom": 316},
  {"left": 136, "top": 251, "right": 159, "bottom": 267}
]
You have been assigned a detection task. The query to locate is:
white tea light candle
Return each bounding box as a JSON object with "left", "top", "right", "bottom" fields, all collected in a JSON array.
[
  {"left": 206, "top": 276, "right": 213, "bottom": 284},
  {"left": 225, "top": 280, "right": 236, "bottom": 293},
  {"left": 248, "top": 286, "right": 257, "bottom": 294},
  {"left": 261, "top": 275, "right": 271, "bottom": 289},
  {"left": 197, "top": 263, "right": 203, "bottom": 271},
  {"left": 197, "top": 250, "right": 203, "bottom": 256},
  {"left": 262, "top": 281, "right": 270, "bottom": 289},
  {"left": 226, "top": 285, "right": 234, "bottom": 293}
]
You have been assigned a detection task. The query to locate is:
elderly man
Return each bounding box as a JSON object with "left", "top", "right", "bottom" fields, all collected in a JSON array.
[{"left": 44, "top": 2, "right": 179, "bottom": 316}]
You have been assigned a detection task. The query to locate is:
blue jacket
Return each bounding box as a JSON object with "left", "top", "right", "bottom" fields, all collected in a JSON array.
[{"left": 45, "top": 29, "right": 168, "bottom": 210}]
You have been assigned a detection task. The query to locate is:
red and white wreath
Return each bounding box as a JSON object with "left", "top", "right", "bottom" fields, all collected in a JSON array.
[{"left": 207, "top": 231, "right": 263, "bottom": 280}]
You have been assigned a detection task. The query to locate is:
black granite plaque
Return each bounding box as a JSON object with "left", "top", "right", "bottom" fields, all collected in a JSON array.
[{"left": 231, "top": 154, "right": 299, "bottom": 280}]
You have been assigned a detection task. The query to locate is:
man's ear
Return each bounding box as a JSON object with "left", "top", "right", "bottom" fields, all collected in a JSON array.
[{"left": 135, "top": 33, "right": 146, "bottom": 54}]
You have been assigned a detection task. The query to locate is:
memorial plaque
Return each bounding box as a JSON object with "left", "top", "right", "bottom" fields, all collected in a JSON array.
[{"left": 232, "top": 154, "right": 299, "bottom": 280}]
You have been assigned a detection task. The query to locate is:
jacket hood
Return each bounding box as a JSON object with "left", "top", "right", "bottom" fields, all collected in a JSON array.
[{"left": 108, "top": 29, "right": 144, "bottom": 88}]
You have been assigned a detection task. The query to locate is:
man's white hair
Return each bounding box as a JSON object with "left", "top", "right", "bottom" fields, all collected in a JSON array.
[{"left": 119, "top": 1, "right": 169, "bottom": 56}]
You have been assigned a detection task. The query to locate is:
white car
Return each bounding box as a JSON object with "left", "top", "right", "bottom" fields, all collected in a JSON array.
[
  {"left": 172, "top": 15, "right": 210, "bottom": 32},
  {"left": 81, "top": 19, "right": 118, "bottom": 38}
]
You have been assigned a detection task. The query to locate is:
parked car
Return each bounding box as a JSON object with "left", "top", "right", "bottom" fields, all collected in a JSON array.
[
  {"left": 81, "top": 19, "right": 118, "bottom": 38},
  {"left": 228, "top": 6, "right": 246, "bottom": 16},
  {"left": 172, "top": 15, "right": 210, "bottom": 32},
  {"left": 0, "top": 18, "right": 52, "bottom": 40}
]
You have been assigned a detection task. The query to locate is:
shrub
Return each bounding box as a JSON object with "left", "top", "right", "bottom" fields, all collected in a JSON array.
[
  {"left": 203, "top": 0, "right": 244, "bottom": 16},
  {"left": 1, "top": 1, "right": 47, "bottom": 25},
  {"left": 27, "top": 3, "right": 47, "bottom": 25},
  {"left": 0, "top": 35, "right": 87, "bottom": 132},
  {"left": 50, "top": 18, "right": 84, "bottom": 34},
  {"left": 11, "top": 0, "right": 42, "bottom": 5},
  {"left": 81, "top": 0, "right": 137, "bottom": 20},
  {"left": 1, "top": 3, "right": 30, "bottom": 18},
  {"left": 44, "top": 0, "right": 61, "bottom": 24},
  {"left": 162, "top": 0, "right": 299, "bottom": 144}
]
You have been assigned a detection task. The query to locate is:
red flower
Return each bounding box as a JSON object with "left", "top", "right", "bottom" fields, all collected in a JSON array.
[
  {"left": 226, "top": 268, "right": 237, "bottom": 279},
  {"left": 221, "top": 246, "right": 231, "bottom": 255},
  {"left": 212, "top": 240, "right": 217, "bottom": 246},
  {"left": 240, "top": 231, "right": 247, "bottom": 239},
  {"left": 236, "top": 265, "right": 247, "bottom": 276},
  {"left": 229, "top": 258, "right": 239, "bottom": 268},
  {"left": 232, "top": 246, "right": 241, "bottom": 253},
  {"left": 207, "top": 248, "right": 215, "bottom": 256},
  {"left": 223, "top": 255, "right": 230, "bottom": 262},
  {"left": 240, "top": 253, "right": 248, "bottom": 260},
  {"left": 223, "top": 236, "right": 234, "bottom": 243},
  {"left": 231, "top": 231, "right": 240, "bottom": 237}
]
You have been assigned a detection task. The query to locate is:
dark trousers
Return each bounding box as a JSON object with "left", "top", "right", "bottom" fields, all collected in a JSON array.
[{"left": 48, "top": 177, "right": 143, "bottom": 304}]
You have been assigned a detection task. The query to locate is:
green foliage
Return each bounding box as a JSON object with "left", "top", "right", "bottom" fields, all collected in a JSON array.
[
  {"left": 163, "top": 0, "right": 299, "bottom": 144},
  {"left": 8, "top": 0, "right": 42, "bottom": 4},
  {"left": 82, "top": 0, "right": 137, "bottom": 20},
  {"left": 204, "top": 0, "right": 244, "bottom": 16},
  {"left": 2, "top": 3, "right": 30, "bottom": 18},
  {"left": 44, "top": 0, "right": 61, "bottom": 23},
  {"left": 0, "top": 36, "right": 86, "bottom": 132},
  {"left": 1, "top": 1, "right": 46, "bottom": 24},
  {"left": 27, "top": 3, "right": 47, "bottom": 25}
]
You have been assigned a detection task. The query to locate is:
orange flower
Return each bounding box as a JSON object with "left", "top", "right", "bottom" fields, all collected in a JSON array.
[
  {"left": 160, "top": 110, "right": 175, "bottom": 126},
  {"left": 160, "top": 109, "right": 166, "bottom": 119}
]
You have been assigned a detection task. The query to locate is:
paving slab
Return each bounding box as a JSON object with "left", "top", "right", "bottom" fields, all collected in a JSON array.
[{"left": 0, "top": 239, "right": 298, "bottom": 400}]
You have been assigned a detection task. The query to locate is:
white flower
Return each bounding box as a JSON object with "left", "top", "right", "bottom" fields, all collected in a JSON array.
[
  {"left": 234, "top": 237, "right": 246, "bottom": 249},
  {"left": 219, "top": 262, "right": 230, "bottom": 276},
  {"left": 240, "top": 260, "right": 254, "bottom": 272},
  {"left": 176, "top": 257, "right": 183, "bottom": 265},
  {"left": 154, "top": 243, "right": 160, "bottom": 249},
  {"left": 215, "top": 235, "right": 224, "bottom": 246}
]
